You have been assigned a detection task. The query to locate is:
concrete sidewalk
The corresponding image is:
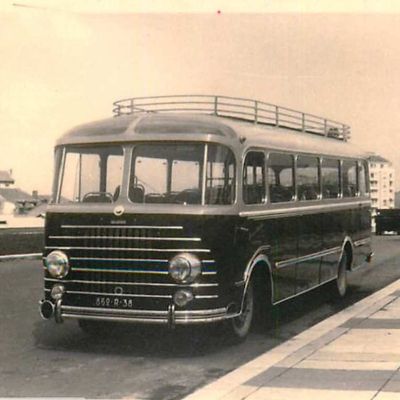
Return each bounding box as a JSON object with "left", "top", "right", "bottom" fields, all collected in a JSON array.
[{"left": 185, "top": 279, "right": 400, "bottom": 400}]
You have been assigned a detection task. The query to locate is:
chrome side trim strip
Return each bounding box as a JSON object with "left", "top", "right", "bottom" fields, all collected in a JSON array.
[
  {"left": 66, "top": 290, "right": 172, "bottom": 299},
  {"left": 44, "top": 277, "right": 218, "bottom": 287},
  {"left": 272, "top": 276, "right": 337, "bottom": 305},
  {"left": 354, "top": 237, "right": 371, "bottom": 247},
  {"left": 276, "top": 246, "right": 341, "bottom": 269},
  {"left": 61, "top": 225, "right": 183, "bottom": 230},
  {"left": 45, "top": 246, "right": 210, "bottom": 253},
  {"left": 240, "top": 200, "right": 371, "bottom": 219},
  {"left": 195, "top": 295, "right": 218, "bottom": 299},
  {"left": 49, "top": 235, "right": 201, "bottom": 242}
]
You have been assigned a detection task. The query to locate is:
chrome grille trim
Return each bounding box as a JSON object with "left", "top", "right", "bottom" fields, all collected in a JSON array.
[
  {"left": 70, "top": 268, "right": 170, "bottom": 275},
  {"left": 49, "top": 235, "right": 201, "bottom": 242},
  {"left": 71, "top": 257, "right": 170, "bottom": 263},
  {"left": 66, "top": 290, "right": 172, "bottom": 299},
  {"left": 46, "top": 222, "right": 219, "bottom": 306},
  {"left": 43, "top": 256, "right": 216, "bottom": 264},
  {"left": 70, "top": 257, "right": 216, "bottom": 264},
  {"left": 61, "top": 225, "right": 183, "bottom": 230},
  {"left": 43, "top": 266, "right": 217, "bottom": 275},
  {"left": 45, "top": 246, "right": 211, "bottom": 253},
  {"left": 44, "top": 277, "right": 218, "bottom": 287}
]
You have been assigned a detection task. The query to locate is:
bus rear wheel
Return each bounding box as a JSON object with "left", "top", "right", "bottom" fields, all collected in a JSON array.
[
  {"left": 333, "top": 252, "right": 348, "bottom": 298},
  {"left": 226, "top": 280, "right": 254, "bottom": 343}
]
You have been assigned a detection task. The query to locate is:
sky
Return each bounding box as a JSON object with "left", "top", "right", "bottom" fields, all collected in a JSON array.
[{"left": 1, "top": 1, "right": 400, "bottom": 194}]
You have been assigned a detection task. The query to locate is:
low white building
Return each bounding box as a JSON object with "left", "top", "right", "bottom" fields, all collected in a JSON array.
[
  {"left": 0, "top": 194, "right": 15, "bottom": 215},
  {"left": 0, "top": 170, "right": 14, "bottom": 188}
]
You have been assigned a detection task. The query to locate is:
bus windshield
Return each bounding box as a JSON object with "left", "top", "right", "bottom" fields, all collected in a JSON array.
[
  {"left": 58, "top": 146, "right": 124, "bottom": 203},
  {"left": 56, "top": 143, "right": 235, "bottom": 205},
  {"left": 130, "top": 143, "right": 235, "bottom": 205}
]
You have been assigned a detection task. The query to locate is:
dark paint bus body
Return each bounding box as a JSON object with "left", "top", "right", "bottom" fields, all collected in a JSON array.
[{"left": 40, "top": 109, "right": 372, "bottom": 339}]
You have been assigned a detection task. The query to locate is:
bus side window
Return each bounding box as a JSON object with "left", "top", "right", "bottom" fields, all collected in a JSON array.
[
  {"left": 206, "top": 144, "right": 236, "bottom": 205},
  {"left": 321, "top": 158, "right": 340, "bottom": 199},
  {"left": 342, "top": 160, "right": 358, "bottom": 197},
  {"left": 267, "top": 153, "right": 295, "bottom": 203},
  {"left": 243, "top": 152, "right": 266, "bottom": 204},
  {"left": 296, "top": 155, "right": 319, "bottom": 200}
]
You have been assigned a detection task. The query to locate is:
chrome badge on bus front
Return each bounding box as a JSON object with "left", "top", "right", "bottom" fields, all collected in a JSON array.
[{"left": 113, "top": 205, "right": 125, "bottom": 216}]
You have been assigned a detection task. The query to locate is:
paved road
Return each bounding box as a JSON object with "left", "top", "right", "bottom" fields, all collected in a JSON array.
[{"left": 1, "top": 236, "right": 399, "bottom": 399}]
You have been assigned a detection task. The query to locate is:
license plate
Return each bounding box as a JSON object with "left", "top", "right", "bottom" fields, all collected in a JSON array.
[{"left": 94, "top": 296, "right": 134, "bottom": 309}]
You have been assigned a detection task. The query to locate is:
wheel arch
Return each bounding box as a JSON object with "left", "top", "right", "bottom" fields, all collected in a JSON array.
[{"left": 241, "top": 249, "right": 274, "bottom": 310}]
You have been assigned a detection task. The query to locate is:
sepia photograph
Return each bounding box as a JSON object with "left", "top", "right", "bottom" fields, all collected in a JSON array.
[{"left": 1, "top": 1, "right": 400, "bottom": 399}]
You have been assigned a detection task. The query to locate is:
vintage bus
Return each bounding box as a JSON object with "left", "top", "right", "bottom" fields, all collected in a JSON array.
[{"left": 39, "top": 95, "right": 372, "bottom": 341}]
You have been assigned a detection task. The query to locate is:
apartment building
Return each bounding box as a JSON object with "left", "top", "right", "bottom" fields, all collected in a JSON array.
[{"left": 367, "top": 155, "right": 395, "bottom": 229}]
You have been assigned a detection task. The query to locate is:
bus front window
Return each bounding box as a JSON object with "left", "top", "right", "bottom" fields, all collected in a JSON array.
[
  {"left": 58, "top": 146, "right": 123, "bottom": 203},
  {"left": 129, "top": 143, "right": 235, "bottom": 205}
]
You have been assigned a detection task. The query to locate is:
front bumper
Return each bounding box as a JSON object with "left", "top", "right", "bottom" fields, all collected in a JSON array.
[{"left": 39, "top": 299, "right": 238, "bottom": 327}]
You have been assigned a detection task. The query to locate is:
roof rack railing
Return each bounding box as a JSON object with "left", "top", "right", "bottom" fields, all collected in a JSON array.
[{"left": 112, "top": 95, "right": 351, "bottom": 141}]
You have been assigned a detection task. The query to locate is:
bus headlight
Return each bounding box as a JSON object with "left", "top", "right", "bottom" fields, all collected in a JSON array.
[
  {"left": 45, "top": 250, "right": 70, "bottom": 278},
  {"left": 168, "top": 253, "right": 201, "bottom": 283}
]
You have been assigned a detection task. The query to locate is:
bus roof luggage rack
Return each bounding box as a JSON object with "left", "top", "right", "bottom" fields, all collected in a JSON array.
[{"left": 113, "top": 95, "right": 351, "bottom": 141}]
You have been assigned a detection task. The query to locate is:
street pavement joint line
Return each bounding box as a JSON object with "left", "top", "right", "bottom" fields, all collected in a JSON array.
[{"left": 371, "top": 363, "right": 400, "bottom": 399}]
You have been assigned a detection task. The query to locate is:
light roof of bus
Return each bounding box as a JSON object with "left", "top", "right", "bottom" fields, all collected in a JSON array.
[{"left": 57, "top": 112, "right": 368, "bottom": 159}]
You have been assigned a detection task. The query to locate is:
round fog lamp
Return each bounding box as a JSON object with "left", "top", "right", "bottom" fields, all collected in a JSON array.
[
  {"left": 173, "top": 290, "right": 194, "bottom": 307},
  {"left": 45, "top": 250, "right": 70, "bottom": 278},
  {"left": 51, "top": 284, "right": 65, "bottom": 300}
]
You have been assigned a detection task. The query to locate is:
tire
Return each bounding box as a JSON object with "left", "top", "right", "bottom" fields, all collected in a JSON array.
[
  {"left": 252, "top": 269, "right": 273, "bottom": 332},
  {"left": 333, "top": 252, "right": 348, "bottom": 298},
  {"left": 226, "top": 280, "right": 255, "bottom": 343}
]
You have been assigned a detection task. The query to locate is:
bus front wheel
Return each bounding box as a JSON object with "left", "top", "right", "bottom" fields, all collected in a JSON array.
[{"left": 226, "top": 280, "right": 254, "bottom": 342}]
